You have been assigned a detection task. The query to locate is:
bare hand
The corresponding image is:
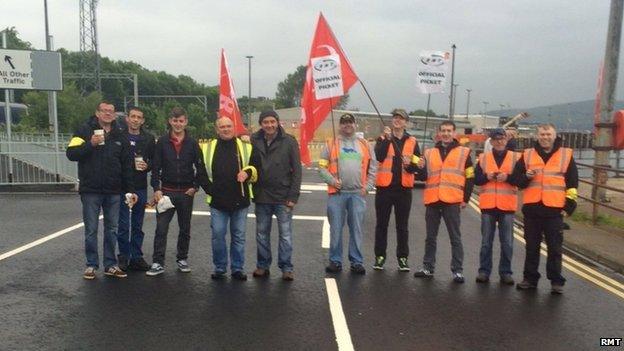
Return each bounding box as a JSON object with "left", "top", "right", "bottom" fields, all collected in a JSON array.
[
  {"left": 417, "top": 157, "right": 425, "bottom": 169},
  {"left": 90, "top": 134, "right": 104, "bottom": 146},
  {"left": 487, "top": 173, "right": 496, "bottom": 181},
  {"left": 383, "top": 126, "right": 391, "bottom": 140},
  {"left": 185, "top": 188, "right": 196, "bottom": 197},
  {"left": 334, "top": 178, "right": 342, "bottom": 190},
  {"left": 526, "top": 170, "right": 535, "bottom": 179},
  {"left": 496, "top": 173, "right": 508, "bottom": 182},
  {"left": 153, "top": 190, "right": 163, "bottom": 204},
  {"left": 240, "top": 135, "right": 250, "bottom": 143},
  {"left": 237, "top": 170, "right": 249, "bottom": 182},
  {"left": 401, "top": 155, "right": 411, "bottom": 166},
  {"left": 360, "top": 188, "right": 367, "bottom": 196},
  {"left": 460, "top": 202, "right": 467, "bottom": 209},
  {"left": 286, "top": 201, "right": 296, "bottom": 209},
  {"left": 135, "top": 160, "right": 148, "bottom": 171}
]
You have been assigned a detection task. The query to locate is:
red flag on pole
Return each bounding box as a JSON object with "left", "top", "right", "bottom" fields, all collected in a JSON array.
[
  {"left": 219, "top": 49, "right": 247, "bottom": 135},
  {"left": 299, "top": 13, "right": 359, "bottom": 165}
]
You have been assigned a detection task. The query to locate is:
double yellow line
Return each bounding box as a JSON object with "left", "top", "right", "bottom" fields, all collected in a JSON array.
[{"left": 467, "top": 198, "right": 624, "bottom": 299}]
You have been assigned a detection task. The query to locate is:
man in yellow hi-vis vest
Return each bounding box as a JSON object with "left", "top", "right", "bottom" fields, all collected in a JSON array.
[{"left": 201, "top": 117, "right": 260, "bottom": 281}]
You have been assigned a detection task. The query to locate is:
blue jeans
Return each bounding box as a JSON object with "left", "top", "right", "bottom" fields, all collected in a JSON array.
[
  {"left": 117, "top": 188, "right": 147, "bottom": 260},
  {"left": 479, "top": 212, "right": 514, "bottom": 276},
  {"left": 255, "top": 203, "right": 294, "bottom": 272},
  {"left": 80, "top": 193, "right": 121, "bottom": 269},
  {"left": 327, "top": 192, "right": 366, "bottom": 266},
  {"left": 211, "top": 206, "right": 249, "bottom": 273}
]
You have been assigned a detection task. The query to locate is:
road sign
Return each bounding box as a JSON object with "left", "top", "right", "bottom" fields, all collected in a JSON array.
[{"left": 0, "top": 49, "right": 62, "bottom": 91}]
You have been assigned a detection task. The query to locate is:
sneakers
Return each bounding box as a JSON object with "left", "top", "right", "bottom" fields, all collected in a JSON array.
[
  {"left": 211, "top": 271, "right": 226, "bottom": 280},
  {"left": 128, "top": 257, "right": 150, "bottom": 271},
  {"left": 104, "top": 266, "right": 127, "bottom": 278},
  {"left": 452, "top": 272, "right": 465, "bottom": 283},
  {"left": 500, "top": 274, "right": 515, "bottom": 285},
  {"left": 516, "top": 280, "right": 538, "bottom": 290},
  {"left": 176, "top": 259, "right": 191, "bottom": 273},
  {"left": 232, "top": 271, "right": 247, "bottom": 281},
  {"left": 282, "top": 271, "right": 294, "bottom": 281},
  {"left": 117, "top": 255, "right": 129, "bottom": 272},
  {"left": 325, "top": 262, "right": 342, "bottom": 273},
  {"left": 476, "top": 273, "right": 489, "bottom": 283},
  {"left": 253, "top": 268, "right": 270, "bottom": 278},
  {"left": 146, "top": 263, "right": 165, "bottom": 276},
  {"left": 397, "top": 257, "right": 410, "bottom": 272},
  {"left": 413, "top": 269, "right": 434, "bottom": 279},
  {"left": 83, "top": 267, "right": 96, "bottom": 280},
  {"left": 350, "top": 264, "right": 366, "bottom": 275},
  {"left": 373, "top": 256, "right": 385, "bottom": 270},
  {"left": 551, "top": 283, "right": 564, "bottom": 295}
]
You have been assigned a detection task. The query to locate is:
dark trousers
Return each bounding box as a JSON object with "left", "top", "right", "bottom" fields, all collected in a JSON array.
[
  {"left": 423, "top": 204, "right": 464, "bottom": 273},
  {"left": 374, "top": 187, "right": 412, "bottom": 258},
  {"left": 522, "top": 214, "right": 565, "bottom": 285},
  {"left": 152, "top": 191, "right": 194, "bottom": 265}
]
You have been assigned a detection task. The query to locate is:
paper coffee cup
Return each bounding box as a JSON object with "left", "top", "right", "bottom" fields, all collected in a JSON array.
[
  {"left": 94, "top": 129, "right": 105, "bottom": 145},
  {"left": 134, "top": 156, "right": 144, "bottom": 170}
]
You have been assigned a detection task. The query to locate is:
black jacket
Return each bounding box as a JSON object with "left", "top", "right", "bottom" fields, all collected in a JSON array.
[
  {"left": 66, "top": 116, "right": 135, "bottom": 194},
  {"left": 374, "top": 131, "right": 421, "bottom": 189},
  {"left": 250, "top": 127, "right": 302, "bottom": 204},
  {"left": 120, "top": 128, "right": 155, "bottom": 190},
  {"left": 510, "top": 137, "right": 578, "bottom": 217},
  {"left": 151, "top": 131, "right": 208, "bottom": 191}
]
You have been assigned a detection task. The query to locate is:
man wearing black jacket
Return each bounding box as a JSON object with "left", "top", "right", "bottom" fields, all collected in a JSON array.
[
  {"left": 511, "top": 124, "right": 578, "bottom": 294},
  {"left": 146, "top": 107, "right": 208, "bottom": 276},
  {"left": 250, "top": 110, "right": 301, "bottom": 281},
  {"left": 116, "top": 106, "right": 155, "bottom": 271},
  {"left": 66, "top": 101, "right": 137, "bottom": 280}
]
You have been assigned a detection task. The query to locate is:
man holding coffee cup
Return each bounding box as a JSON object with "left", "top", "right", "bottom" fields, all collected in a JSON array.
[
  {"left": 116, "top": 106, "right": 155, "bottom": 271},
  {"left": 67, "top": 101, "right": 138, "bottom": 280}
]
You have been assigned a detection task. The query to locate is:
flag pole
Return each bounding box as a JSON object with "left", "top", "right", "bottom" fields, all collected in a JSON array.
[
  {"left": 359, "top": 80, "right": 401, "bottom": 151},
  {"left": 423, "top": 93, "right": 431, "bottom": 151},
  {"left": 329, "top": 96, "right": 340, "bottom": 182}
]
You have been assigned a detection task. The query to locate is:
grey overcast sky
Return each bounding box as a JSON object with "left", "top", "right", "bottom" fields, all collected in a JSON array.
[{"left": 2, "top": 0, "right": 622, "bottom": 114}]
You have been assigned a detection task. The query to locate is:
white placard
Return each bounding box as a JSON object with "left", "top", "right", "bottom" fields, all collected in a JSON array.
[
  {"left": 311, "top": 54, "right": 344, "bottom": 100},
  {"left": 0, "top": 49, "right": 33, "bottom": 89},
  {"left": 416, "top": 50, "right": 450, "bottom": 94}
]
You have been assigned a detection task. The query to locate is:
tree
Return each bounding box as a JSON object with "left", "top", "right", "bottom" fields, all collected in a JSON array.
[
  {"left": 275, "top": 65, "right": 349, "bottom": 109},
  {"left": 409, "top": 109, "right": 437, "bottom": 117}
]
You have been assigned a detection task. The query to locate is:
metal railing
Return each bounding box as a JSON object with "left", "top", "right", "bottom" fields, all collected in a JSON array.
[{"left": 575, "top": 162, "right": 624, "bottom": 224}]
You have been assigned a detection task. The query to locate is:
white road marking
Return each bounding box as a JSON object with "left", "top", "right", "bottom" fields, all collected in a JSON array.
[
  {"left": 322, "top": 218, "right": 330, "bottom": 248},
  {"left": 0, "top": 215, "right": 103, "bottom": 262},
  {"left": 325, "top": 278, "right": 355, "bottom": 351}
]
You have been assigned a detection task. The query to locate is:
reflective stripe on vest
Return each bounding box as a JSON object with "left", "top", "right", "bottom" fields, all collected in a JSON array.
[
  {"left": 522, "top": 147, "right": 572, "bottom": 208},
  {"left": 327, "top": 138, "right": 371, "bottom": 194},
  {"left": 201, "top": 138, "right": 254, "bottom": 204},
  {"left": 375, "top": 136, "right": 417, "bottom": 188},
  {"left": 423, "top": 146, "right": 469, "bottom": 205},
  {"left": 477, "top": 151, "right": 519, "bottom": 211}
]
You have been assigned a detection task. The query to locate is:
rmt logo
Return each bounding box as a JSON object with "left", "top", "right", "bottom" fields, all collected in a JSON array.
[
  {"left": 600, "top": 337, "right": 622, "bottom": 347},
  {"left": 420, "top": 53, "right": 445, "bottom": 66},
  {"left": 314, "top": 58, "right": 338, "bottom": 72}
]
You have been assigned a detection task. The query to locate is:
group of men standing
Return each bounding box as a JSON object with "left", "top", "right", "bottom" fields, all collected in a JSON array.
[
  {"left": 318, "top": 109, "right": 578, "bottom": 294},
  {"left": 67, "top": 103, "right": 302, "bottom": 282}
]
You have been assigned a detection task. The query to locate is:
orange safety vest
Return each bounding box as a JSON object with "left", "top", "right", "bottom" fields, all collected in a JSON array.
[
  {"left": 522, "top": 147, "right": 572, "bottom": 208},
  {"left": 375, "top": 136, "right": 417, "bottom": 188},
  {"left": 423, "top": 146, "right": 469, "bottom": 205},
  {"left": 326, "top": 138, "right": 371, "bottom": 194},
  {"left": 478, "top": 151, "right": 520, "bottom": 211}
]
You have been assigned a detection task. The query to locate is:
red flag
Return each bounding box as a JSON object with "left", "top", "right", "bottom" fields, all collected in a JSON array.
[
  {"left": 299, "top": 13, "right": 359, "bottom": 165},
  {"left": 219, "top": 49, "right": 247, "bottom": 135}
]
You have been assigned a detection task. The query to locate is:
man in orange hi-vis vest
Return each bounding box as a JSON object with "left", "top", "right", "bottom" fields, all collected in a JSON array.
[
  {"left": 511, "top": 123, "right": 578, "bottom": 295},
  {"left": 474, "top": 128, "right": 519, "bottom": 285},
  {"left": 373, "top": 108, "right": 421, "bottom": 272},
  {"left": 319, "top": 114, "right": 377, "bottom": 275},
  {"left": 413, "top": 121, "right": 474, "bottom": 283}
]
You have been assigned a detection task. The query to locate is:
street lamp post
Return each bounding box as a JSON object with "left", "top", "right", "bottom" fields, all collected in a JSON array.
[
  {"left": 449, "top": 44, "right": 457, "bottom": 120},
  {"left": 482, "top": 101, "right": 489, "bottom": 132},
  {"left": 465, "top": 89, "right": 472, "bottom": 118},
  {"left": 452, "top": 83, "right": 459, "bottom": 119},
  {"left": 245, "top": 55, "right": 253, "bottom": 128}
]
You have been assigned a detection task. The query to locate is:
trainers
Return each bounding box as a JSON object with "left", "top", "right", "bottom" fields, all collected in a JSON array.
[
  {"left": 83, "top": 267, "right": 96, "bottom": 280},
  {"left": 476, "top": 273, "right": 489, "bottom": 283},
  {"left": 211, "top": 271, "right": 226, "bottom": 280},
  {"left": 282, "top": 271, "right": 294, "bottom": 281},
  {"left": 253, "top": 268, "right": 270, "bottom": 278},
  {"left": 350, "top": 264, "right": 366, "bottom": 275},
  {"left": 413, "top": 269, "right": 434, "bottom": 278},
  {"left": 232, "top": 271, "right": 247, "bottom": 281},
  {"left": 128, "top": 257, "right": 150, "bottom": 271},
  {"left": 551, "top": 283, "right": 564, "bottom": 295},
  {"left": 398, "top": 257, "right": 410, "bottom": 272},
  {"left": 452, "top": 272, "right": 465, "bottom": 283},
  {"left": 177, "top": 259, "right": 191, "bottom": 273},
  {"left": 117, "top": 255, "right": 129, "bottom": 272},
  {"left": 500, "top": 274, "right": 515, "bottom": 285},
  {"left": 146, "top": 263, "right": 165, "bottom": 276},
  {"left": 516, "top": 280, "right": 538, "bottom": 290},
  {"left": 325, "top": 262, "right": 342, "bottom": 273},
  {"left": 104, "top": 266, "right": 127, "bottom": 278},
  {"left": 373, "top": 256, "right": 385, "bottom": 270}
]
